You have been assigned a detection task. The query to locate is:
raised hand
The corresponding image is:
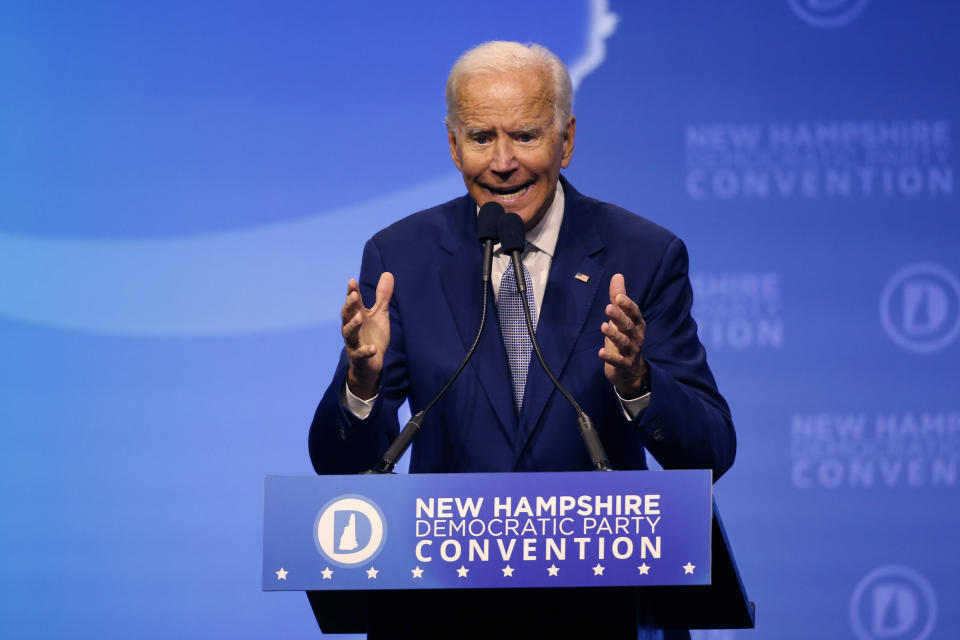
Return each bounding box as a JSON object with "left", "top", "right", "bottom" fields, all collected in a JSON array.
[
  {"left": 341, "top": 272, "right": 394, "bottom": 399},
  {"left": 599, "top": 273, "right": 649, "bottom": 397}
]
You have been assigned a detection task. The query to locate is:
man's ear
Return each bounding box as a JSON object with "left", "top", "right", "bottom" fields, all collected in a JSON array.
[
  {"left": 447, "top": 126, "right": 463, "bottom": 171},
  {"left": 560, "top": 116, "right": 576, "bottom": 169}
]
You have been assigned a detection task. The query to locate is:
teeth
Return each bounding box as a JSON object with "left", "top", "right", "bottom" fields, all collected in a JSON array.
[{"left": 492, "top": 185, "right": 529, "bottom": 201}]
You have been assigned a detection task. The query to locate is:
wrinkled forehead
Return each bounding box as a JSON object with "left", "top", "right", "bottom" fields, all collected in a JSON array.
[{"left": 454, "top": 67, "right": 556, "bottom": 128}]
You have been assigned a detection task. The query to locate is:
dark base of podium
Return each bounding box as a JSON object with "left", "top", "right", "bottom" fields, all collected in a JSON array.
[
  {"left": 309, "top": 587, "right": 697, "bottom": 639},
  {"left": 307, "top": 505, "right": 754, "bottom": 638}
]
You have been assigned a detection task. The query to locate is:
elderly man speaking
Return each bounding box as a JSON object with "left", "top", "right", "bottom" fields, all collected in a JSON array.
[{"left": 310, "top": 41, "right": 735, "bottom": 638}]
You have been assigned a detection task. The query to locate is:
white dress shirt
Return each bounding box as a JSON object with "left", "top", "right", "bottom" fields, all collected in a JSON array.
[{"left": 489, "top": 180, "right": 565, "bottom": 324}]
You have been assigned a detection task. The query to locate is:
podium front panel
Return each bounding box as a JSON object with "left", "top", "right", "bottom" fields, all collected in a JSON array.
[{"left": 263, "top": 470, "right": 712, "bottom": 592}]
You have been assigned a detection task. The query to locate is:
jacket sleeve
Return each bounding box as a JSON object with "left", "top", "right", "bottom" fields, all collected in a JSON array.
[{"left": 632, "top": 236, "right": 736, "bottom": 480}]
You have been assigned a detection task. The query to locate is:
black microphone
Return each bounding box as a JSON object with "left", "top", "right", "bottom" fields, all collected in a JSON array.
[
  {"left": 496, "top": 212, "right": 614, "bottom": 471},
  {"left": 477, "top": 202, "right": 503, "bottom": 284},
  {"left": 364, "top": 202, "right": 505, "bottom": 473}
]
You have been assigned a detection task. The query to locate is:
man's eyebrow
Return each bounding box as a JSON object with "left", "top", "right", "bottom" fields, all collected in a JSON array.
[
  {"left": 513, "top": 125, "right": 543, "bottom": 135},
  {"left": 463, "top": 126, "right": 494, "bottom": 136}
]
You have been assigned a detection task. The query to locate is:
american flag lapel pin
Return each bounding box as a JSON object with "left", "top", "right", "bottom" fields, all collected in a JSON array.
[{"left": 574, "top": 272, "right": 590, "bottom": 283}]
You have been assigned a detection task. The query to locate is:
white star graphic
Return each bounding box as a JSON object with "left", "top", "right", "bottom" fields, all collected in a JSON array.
[
  {"left": 592, "top": 563, "right": 605, "bottom": 576},
  {"left": 547, "top": 564, "right": 560, "bottom": 576},
  {"left": 502, "top": 565, "right": 515, "bottom": 577},
  {"left": 637, "top": 563, "right": 650, "bottom": 575},
  {"left": 411, "top": 566, "right": 424, "bottom": 578},
  {"left": 275, "top": 567, "right": 288, "bottom": 580},
  {"left": 456, "top": 565, "right": 469, "bottom": 578},
  {"left": 683, "top": 562, "right": 696, "bottom": 575},
  {"left": 366, "top": 566, "right": 379, "bottom": 579},
  {"left": 321, "top": 567, "right": 333, "bottom": 580}
]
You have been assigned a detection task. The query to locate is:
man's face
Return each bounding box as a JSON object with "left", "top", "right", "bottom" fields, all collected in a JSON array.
[{"left": 448, "top": 68, "right": 576, "bottom": 230}]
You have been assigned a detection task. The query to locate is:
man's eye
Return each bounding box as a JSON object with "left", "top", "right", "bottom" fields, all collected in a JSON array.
[
  {"left": 474, "top": 135, "right": 490, "bottom": 144},
  {"left": 518, "top": 134, "right": 534, "bottom": 143}
]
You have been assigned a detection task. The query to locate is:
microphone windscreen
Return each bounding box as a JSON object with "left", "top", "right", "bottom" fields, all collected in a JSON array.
[
  {"left": 496, "top": 212, "right": 526, "bottom": 253},
  {"left": 477, "top": 202, "right": 505, "bottom": 242}
]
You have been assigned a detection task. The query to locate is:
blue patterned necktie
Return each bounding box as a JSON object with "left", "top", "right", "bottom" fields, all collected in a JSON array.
[{"left": 498, "top": 259, "right": 536, "bottom": 413}]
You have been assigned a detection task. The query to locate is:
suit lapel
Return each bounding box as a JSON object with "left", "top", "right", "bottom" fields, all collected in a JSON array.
[
  {"left": 437, "top": 198, "right": 519, "bottom": 445},
  {"left": 513, "top": 181, "right": 605, "bottom": 465}
]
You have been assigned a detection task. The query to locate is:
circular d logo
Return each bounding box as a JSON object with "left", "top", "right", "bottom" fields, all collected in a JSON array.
[
  {"left": 880, "top": 263, "right": 960, "bottom": 354},
  {"left": 850, "top": 565, "right": 937, "bottom": 640},
  {"left": 314, "top": 494, "right": 386, "bottom": 567},
  {"left": 788, "top": 0, "right": 869, "bottom": 28}
]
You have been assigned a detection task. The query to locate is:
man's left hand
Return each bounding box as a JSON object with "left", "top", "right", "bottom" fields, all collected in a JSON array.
[{"left": 599, "top": 273, "right": 649, "bottom": 398}]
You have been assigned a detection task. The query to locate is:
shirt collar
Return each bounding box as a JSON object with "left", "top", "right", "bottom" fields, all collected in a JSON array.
[{"left": 524, "top": 180, "right": 564, "bottom": 258}]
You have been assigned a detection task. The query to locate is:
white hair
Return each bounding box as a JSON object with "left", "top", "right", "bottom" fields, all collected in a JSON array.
[{"left": 445, "top": 41, "right": 573, "bottom": 133}]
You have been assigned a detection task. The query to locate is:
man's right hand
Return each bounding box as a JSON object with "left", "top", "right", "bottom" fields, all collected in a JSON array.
[{"left": 341, "top": 272, "right": 394, "bottom": 400}]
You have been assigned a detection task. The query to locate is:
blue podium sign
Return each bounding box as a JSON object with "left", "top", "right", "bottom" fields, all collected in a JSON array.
[{"left": 263, "top": 470, "right": 712, "bottom": 591}]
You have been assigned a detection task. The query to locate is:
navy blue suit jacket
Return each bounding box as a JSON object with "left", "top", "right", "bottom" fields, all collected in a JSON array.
[{"left": 310, "top": 178, "right": 735, "bottom": 478}]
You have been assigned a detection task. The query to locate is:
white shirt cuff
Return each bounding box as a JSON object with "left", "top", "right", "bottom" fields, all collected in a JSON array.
[
  {"left": 343, "top": 381, "right": 378, "bottom": 420},
  {"left": 615, "top": 385, "right": 651, "bottom": 421}
]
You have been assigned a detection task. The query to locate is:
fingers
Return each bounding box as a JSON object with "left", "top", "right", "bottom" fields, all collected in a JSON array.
[
  {"left": 351, "top": 343, "right": 378, "bottom": 359},
  {"left": 340, "top": 274, "right": 392, "bottom": 361},
  {"left": 346, "top": 278, "right": 359, "bottom": 296},
  {"left": 341, "top": 310, "right": 363, "bottom": 347},
  {"left": 615, "top": 293, "right": 642, "bottom": 324},
  {"left": 607, "top": 272, "right": 642, "bottom": 320},
  {"left": 601, "top": 321, "right": 632, "bottom": 351},
  {"left": 341, "top": 279, "right": 363, "bottom": 324},
  {"left": 598, "top": 344, "right": 637, "bottom": 369},
  {"left": 341, "top": 273, "right": 394, "bottom": 320},
  {"left": 609, "top": 273, "right": 626, "bottom": 303},
  {"left": 605, "top": 302, "right": 638, "bottom": 332},
  {"left": 605, "top": 302, "right": 645, "bottom": 351},
  {"left": 341, "top": 277, "right": 368, "bottom": 351},
  {"left": 374, "top": 272, "right": 395, "bottom": 311},
  {"left": 599, "top": 327, "right": 639, "bottom": 368},
  {"left": 601, "top": 272, "right": 646, "bottom": 371},
  {"left": 608, "top": 278, "right": 643, "bottom": 342},
  {"left": 608, "top": 296, "right": 642, "bottom": 326},
  {"left": 342, "top": 311, "right": 380, "bottom": 359}
]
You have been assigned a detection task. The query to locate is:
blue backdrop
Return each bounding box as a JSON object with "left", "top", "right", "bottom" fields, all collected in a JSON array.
[{"left": 2, "top": 1, "right": 957, "bottom": 638}]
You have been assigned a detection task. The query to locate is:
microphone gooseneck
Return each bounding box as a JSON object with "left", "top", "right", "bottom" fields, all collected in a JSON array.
[
  {"left": 365, "top": 202, "right": 506, "bottom": 473},
  {"left": 496, "top": 212, "right": 614, "bottom": 472}
]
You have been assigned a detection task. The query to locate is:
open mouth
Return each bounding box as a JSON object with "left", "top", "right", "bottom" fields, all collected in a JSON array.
[{"left": 487, "top": 183, "right": 531, "bottom": 202}]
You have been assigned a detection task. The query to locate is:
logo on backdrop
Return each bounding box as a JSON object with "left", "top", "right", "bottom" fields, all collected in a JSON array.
[
  {"left": 881, "top": 263, "right": 960, "bottom": 354},
  {"left": 691, "top": 272, "right": 783, "bottom": 349},
  {"left": 791, "top": 411, "right": 959, "bottom": 489},
  {"left": 850, "top": 565, "right": 937, "bottom": 640},
  {"left": 685, "top": 120, "right": 953, "bottom": 200},
  {"left": 788, "top": 0, "right": 869, "bottom": 29},
  {"left": 315, "top": 495, "right": 387, "bottom": 567}
]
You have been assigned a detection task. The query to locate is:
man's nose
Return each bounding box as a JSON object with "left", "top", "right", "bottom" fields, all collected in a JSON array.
[{"left": 489, "top": 139, "right": 518, "bottom": 175}]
